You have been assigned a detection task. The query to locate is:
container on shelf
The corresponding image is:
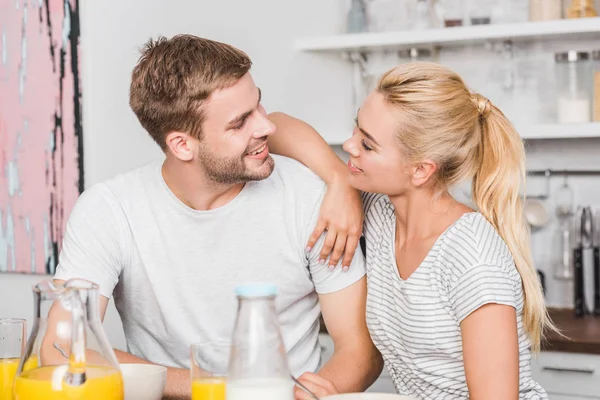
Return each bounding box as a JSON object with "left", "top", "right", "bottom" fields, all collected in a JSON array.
[
  {"left": 467, "top": 0, "right": 493, "bottom": 24},
  {"left": 439, "top": 0, "right": 465, "bottom": 27},
  {"left": 414, "top": 0, "right": 440, "bottom": 29},
  {"left": 566, "top": 0, "right": 598, "bottom": 18},
  {"left": 365, "top": 0, "right": 414, "bottom": 32},
  {"left": 530, "top": 0, "right": 563, "bottom": 21},
  {"left": 346, "top": 0, "right": 368, "bottom": 33},
  {"left": 593, "top": 50, "right": 600, "bottom": 121},
  {"left": 555, "top": 51, "right": 592, "bottom": 124}
]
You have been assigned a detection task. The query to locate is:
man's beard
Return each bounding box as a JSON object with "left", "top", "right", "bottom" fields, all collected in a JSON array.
[{"left": 199, "top": 146, "right": 275, "bottom": 185}]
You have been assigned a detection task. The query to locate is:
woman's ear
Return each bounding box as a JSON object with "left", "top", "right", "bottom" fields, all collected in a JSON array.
[{"left": 411, "top": 160, "right": 438, "bottom": 187}]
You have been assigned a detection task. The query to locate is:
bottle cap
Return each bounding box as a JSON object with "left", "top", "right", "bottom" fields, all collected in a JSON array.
[{"left": 235, "top": 283, "right": 278, "bottom": 298}]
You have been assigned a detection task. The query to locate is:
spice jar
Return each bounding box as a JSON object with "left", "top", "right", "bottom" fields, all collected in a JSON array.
[
  {"left": 468, "top": 0, "right": 494, "bottom": 24},
  {"left": 566, "top": 0, "right": 598, "bottom": 18},
  {"left": 530, "top": 0, "right": 563, "bottom": 20},
  {"left": 593, "top": 50, "right": 600, "bottom": 122},
  {"left": 440, "top": 0, "right": 465, "bottom": 27},
  {"left": 555, "top": 51, "right": 592, "bottom": 124}
]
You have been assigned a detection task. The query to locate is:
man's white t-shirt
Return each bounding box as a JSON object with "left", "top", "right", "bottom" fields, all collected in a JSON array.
[{"left": 54, "top": 155, "right": 366, "bottom": 376}]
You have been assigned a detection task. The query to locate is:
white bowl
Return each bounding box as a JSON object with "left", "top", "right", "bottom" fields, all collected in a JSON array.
[
  {"left": 322, "top": 394, "right": 416, "bottom": 400},
  {"left": 120, "top": 363, "right": 167, "bottom": 400}
]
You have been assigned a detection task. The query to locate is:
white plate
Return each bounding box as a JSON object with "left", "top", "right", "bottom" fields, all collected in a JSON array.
[{"left": 322, "top": 394, "right": 416, "bottom": 400}]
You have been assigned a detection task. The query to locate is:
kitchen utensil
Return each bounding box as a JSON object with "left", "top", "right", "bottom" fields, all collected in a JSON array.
[
  {"left": 553, "top": 215, "right": 574, "bottom": 280},
  {"left": 556, "top": 175, "right": 574, "bottom": 217},
  {"left": 593, "top": 208, "right": 600, "bottom": 316},
  {"left": 574, "top": 207, "right": 593, "bottom": 317},
  {"left": 554, "top": 177, "right": 575, "bottom": 280},
  {"left": 537, "top": 270, "right": 546, "bottom": 296},
  {"left": 524, "top": 198, "right": 550, "bottom": 228},
  {"left": 291, "top": 375, "right": 320, "bottom": 400}
]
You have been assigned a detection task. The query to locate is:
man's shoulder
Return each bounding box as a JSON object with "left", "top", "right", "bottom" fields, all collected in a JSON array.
[
  {"left": 74, "top": 161, "right": 160, "bottom": 216},
  {"left": 87, "top": 161, "right": 159, "bottom": 198},
  {"left": 270, "top": 155, "right": 326, "bottom": 191}
]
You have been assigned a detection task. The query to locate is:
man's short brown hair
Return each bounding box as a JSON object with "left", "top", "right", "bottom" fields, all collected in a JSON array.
[{"left": 129, "top": 35, "right": 252, "bottom": 150}]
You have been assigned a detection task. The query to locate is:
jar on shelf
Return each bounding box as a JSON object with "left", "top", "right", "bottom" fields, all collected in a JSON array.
[
  {"left": 467, "top": 0, "right": 494, "bottom": 24},
  {"left": 413, "top": 0, "right": 440, "bottom": 29},
  {"left": 593, "top": 50, "right": 600, "bottom": 122},
  {"left": 566, "top": 0, "right": 598, "bottom": 18},
  {"left": 439, "top": 0, "right": 465, "bottom": 27},
  {"left": 365, "top": 0, "right": 413, "bottom": 32},
  {"left": 554, "top": 51, "right": 593, "bottom": 124},
  {"left": 530, "top": 0, "right": 563, "bottom": 21}
]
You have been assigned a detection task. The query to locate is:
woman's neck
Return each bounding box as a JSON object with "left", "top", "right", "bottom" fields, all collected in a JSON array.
[{"left": 389, "top": 189, "right": 472, "bottom": 247}]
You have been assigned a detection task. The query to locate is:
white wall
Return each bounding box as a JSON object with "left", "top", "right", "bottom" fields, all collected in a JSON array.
[
  {"left": 79, "top": 0, "right": 354, "bottom": 187},
  {"left": 2, "top": 0, "right": 355, "bottom": 350},
  {"left": 2, "top": 0, "right": 600, "bottom": 348}
]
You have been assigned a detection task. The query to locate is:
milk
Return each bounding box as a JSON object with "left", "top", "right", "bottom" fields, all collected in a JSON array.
[{"left": 226, "top": 377, "right": 294, "bottom": 400}]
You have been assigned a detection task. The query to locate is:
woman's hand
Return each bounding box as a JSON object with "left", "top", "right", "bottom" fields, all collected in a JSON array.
[
  {"left": 307, "top": 177, "right": 364, "bottom": 270},
  {"left": 294, "top": 372, "right": 340, "bottom": 400}
]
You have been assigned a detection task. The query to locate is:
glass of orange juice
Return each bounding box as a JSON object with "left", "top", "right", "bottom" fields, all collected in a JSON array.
[
  {"left": 191, "top": 342, "right": 229, "bottom": 400},
  {"left": 0, "top": 318, "right": 26, "bottom": 400}
]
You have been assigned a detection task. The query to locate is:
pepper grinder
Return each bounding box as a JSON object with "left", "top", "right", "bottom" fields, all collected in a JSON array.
[{"left": 593, "top": 208, "right": 600, "bottom": 316}]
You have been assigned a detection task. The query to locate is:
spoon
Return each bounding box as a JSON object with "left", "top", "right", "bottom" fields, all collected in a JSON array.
[{"left": 291, "top": 374, "right": 320, "bottom": 400}]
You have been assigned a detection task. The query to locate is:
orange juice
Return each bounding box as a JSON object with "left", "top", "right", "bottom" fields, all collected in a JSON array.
[
  {"left": 0, "top": 358, "right": 19, "bottom": 400},
  {"left": 192, "top": 377, "right": 226, "bottom": 400},
  {"left": 13, "top": 364, "right": 123, "bottom": 400},
  {"left": 0, "top": 356, "right": 36, "bottom": 400}
]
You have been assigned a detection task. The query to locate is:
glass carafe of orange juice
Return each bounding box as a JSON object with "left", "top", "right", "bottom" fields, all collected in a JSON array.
[{"left": 13, "top": 279, "right": 124, "bottom": 400}]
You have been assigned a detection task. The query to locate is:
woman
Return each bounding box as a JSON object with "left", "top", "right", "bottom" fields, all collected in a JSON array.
[{"left": 268, "top": 62, "right": 553, "bottom": 399}]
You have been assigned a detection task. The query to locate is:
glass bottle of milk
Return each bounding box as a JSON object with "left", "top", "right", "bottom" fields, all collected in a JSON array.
[{"left": 227, "top": 284, "right": 294, "bottom": 400}]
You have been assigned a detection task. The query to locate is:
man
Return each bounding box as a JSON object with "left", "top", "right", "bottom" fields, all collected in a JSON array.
[{"left": 52, "top": 35, "right": 382, "bottom": 399}]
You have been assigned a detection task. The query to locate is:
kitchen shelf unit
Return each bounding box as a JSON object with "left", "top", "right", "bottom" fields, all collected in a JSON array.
[{"left": 294, "top": 18, "right": 600, "bottom": 143}]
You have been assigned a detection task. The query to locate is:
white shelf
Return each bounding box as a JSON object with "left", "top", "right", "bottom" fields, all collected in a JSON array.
[
  {"left": 323, "top": 122, "right": 600, "bottom": 144},
  {"left": 519, "top": 122, "right": 600, "bottom": 140},
  {"left": 295, "top": 18, "right": 600, "bottom": 53}
]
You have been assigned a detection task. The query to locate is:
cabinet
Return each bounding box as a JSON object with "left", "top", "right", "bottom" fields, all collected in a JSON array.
[{"left": 530, "top": 351, "right": 600, "bottom": 399}]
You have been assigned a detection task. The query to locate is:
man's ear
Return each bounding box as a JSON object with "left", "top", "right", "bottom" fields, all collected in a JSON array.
[{"left": 165, "top": 131, "right": 196, "bottom": 161}]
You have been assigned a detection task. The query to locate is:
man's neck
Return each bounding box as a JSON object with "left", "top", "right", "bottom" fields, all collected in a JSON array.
[{"left": 161, "top": 158, "right": 244, "bottom": 211}]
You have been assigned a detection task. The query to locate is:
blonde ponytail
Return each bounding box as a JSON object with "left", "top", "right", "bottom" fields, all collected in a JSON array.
[
  {"left": 471, "top": 94, "right": 555, "bottom": 352},
  {"left": 378, "top": 62, "right": 555, "bottom": 352}
]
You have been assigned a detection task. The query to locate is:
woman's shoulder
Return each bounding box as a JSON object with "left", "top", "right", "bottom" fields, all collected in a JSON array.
[
  {"left": 434, "top": 212, "right": 520, "bottom": 284},
  {"left": 361, "top": 192, "right": 394, "bottom": 231}
]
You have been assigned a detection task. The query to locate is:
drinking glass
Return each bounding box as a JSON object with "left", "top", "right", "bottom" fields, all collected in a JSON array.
[
  {"left": 191, "top": 342, "right": 229, "bottom": 400},
  {"left": 0, "top": 318, "right": 26, "bottom": 400}
]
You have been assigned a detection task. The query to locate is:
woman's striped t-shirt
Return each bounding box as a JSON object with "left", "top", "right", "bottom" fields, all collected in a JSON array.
[{"left": 362, "top": 193, "right": 547, "bottom": 399}]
